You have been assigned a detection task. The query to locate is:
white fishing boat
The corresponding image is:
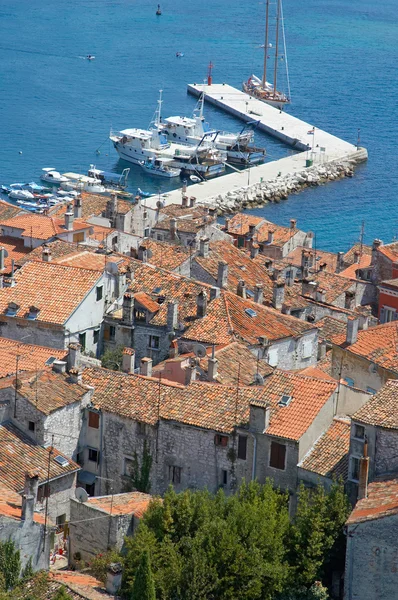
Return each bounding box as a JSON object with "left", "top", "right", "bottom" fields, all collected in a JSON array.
[
  {"left": 140, "top": 157, "right": 181, "bottom": 178},
  {"left": 160, "top": 93, "right": 265, "bottom": 165},
  {"left": 110, "top": 91, "right": 225, "bottom": 179},
  {"left": 242, "top": 0, "right": 291, "bottom": 110},
  {"left": 8, "top": 189, "right": 35, "bottom": 201},
  {"left": 41, "top": 168, "right": 69, "bottom": 185},
  {"left": 60, "top": 173, "right": 106, "bottom": 194},
  {"left": 87, "top": 166, "right": 130, "bottom": 188}
]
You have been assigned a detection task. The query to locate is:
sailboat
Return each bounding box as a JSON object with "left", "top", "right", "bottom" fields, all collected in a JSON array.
[{"left": 243, "top": 0, "right": 291, "bottom": 110}]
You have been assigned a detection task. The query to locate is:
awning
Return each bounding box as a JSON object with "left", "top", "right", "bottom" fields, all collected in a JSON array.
[{"left": 77, "top": 470, "right": 96, "bottom": 485}]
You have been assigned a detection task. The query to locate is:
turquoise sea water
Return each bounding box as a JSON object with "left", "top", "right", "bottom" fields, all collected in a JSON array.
[{"left": 0, "top": 0, "right": 397, "bottom": 251}]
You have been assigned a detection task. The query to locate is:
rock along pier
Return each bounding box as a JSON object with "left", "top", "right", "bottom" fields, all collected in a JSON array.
[{"left": 145, "top": 83, "right": 367, "bottom": 214}]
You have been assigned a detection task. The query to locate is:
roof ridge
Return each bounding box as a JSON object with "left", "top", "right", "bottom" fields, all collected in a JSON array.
[{"left": 274, "top": 368, "right": 337, "bottom": 387}]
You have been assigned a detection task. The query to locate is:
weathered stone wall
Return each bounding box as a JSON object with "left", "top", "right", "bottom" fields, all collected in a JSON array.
[
  {"left": 374, "top": 429, "right": 398, "bottom": 477},
  {"left": 0, "top": 516, "right": 49, "bottom": 572},
  {"left": 331, "top": 346, "right": 398, "bottom": 393},
  {"left": 0, "top": 318, "right": 65, "bottom": 349},
  {"left": 345, "top": 513, "right": 398, "bottom": 600},
  {"left": 33, "top": 472, "right": 77, "bottom": 523}
]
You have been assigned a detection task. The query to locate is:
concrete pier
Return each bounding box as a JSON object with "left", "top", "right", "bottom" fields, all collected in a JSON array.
[{"left": 144, "top": 83, "right": 367, "bottom": 210}]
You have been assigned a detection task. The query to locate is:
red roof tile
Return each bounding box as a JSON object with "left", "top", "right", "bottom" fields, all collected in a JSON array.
[
  {"left": 352, "top": 379, "right": 398, "bottom": 428},
  {"left": 86, "top": 492, "right": 153, "bottom": 518},
  {"left": 0, "top": 214, "right": 91, "bottom": 240},
  {"left": 136, "top": 239, "right": 190, "bottom": 271},
  {"left": 299, "top": 417, "right": 351, "bottom": 479},
  {"left": 0, "top": 236, "right": 31, "bottom": 273},
  {"left": 338, "top": 254, "right": 372, "bottom": 279},
  {"left": 0, "top": 338, "right": 65, "bottom": 378},
  {"left": 347, "top": 475, "right": 398, "bottom": 524}
]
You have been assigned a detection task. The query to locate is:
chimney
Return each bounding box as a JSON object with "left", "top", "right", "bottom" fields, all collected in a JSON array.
[
  {"left": 169, "top": 339, "right": 179, "bottom": 359},
  {"left": 336, "top": 251, "right": 345, "bottom": 273},
  {"left": 371, "top": 239, "right": 382, "bottom": 266},
  {"left": 106, "top": 563, "right": 123, "bottom": 596},
  {"left": 52, "top": 360, "right": 67, "bottom": 374},
  {"left": 122, "top": 293, "right": 134, "bottom": 323},
  {"left": 272, "top": 279, "right": 285, "bottom": 310},
  {"left": 122, "top": 348, "right": 135, "bottom": 373},
  {"left": 217, "top": 261, "right": 228, "bottom": 289},
  {"left": 199, "top": 237, "right": 210, "bottom": 258},
  {"left": 67, "top": 343, "right": 81, "bottom": 372},
  {"left": 167, "top": 302, "right": 178, "bottom": 331},
  {"left": 64, "top": 211, "right": 74, "bottom": 231},
  {"left": 140, "top": 357, "right": 153, "bottom": 377},
  {"left": 170, "top": 218, "right": 177, "bottom": 240},
  {"left": 196, "top": 290, "right": 208, "bottom": 318},
  {"left": 319, "top": 262, "right": 327, "bottom": 272},
  {"left": 281, "top": 302, "right": 291, "bottom": 315},
  {"left": 0, "top": 247, "right": 5, "bottom": 271},
  {"left": 248, "top": 224, "right": 255, "bottom": 236},
  {"left": 210, "top": 286, "right": 220, "bottom": 301},
  {"left": 224, "top": 217, "right": 230, "bottom": 232},
  {"left": 354, "top": 250, "right": 361, "bottom": 264},
  {"left": 184, "top": 362, "right": 196, "bottom": 385},
  {"left": 250, "top": 243, "right": 259, "bottom": 259},
  {"left": 181, "top": 195, "right": 189, "bottom": 208},
  {"left": 316, "top": 288, "right": 326, "bottom": 303},
  {"left": 42, "top": 245, "right": 52, "bottom": 262},
  {"left": 267, "top": 229, "right": 275, "bottom": 244},
  {"left": 357, "top": 439, "right": 369, "bottom": 500},
  {"left": 208, "top": 357, "right": 218, "bottom": 382},
  {"left": 254, "top": 284, "right": 264, "bottom": 304},
  {"left": 190, "top": 196, "right": 196, "bottom": 208},
  {"left": 290, "top": 218, "right": 297, "bottom": 229},
  {"left": 74, "top": 196, "right": 82, "bottom": 219},
  {"left": 237, "top": 280, "right": 246, "bottom": 299},
  {"left": 249, "top": 404, "right": 271, "bottom": 433},
  {"left": 345, "top": 290, "right": 355, "bottom": 310},
  {"left": 69, "top": 367, "right": 83, "bottom": 384},
  {"left": 137, "top": 244, "right": 148, "bottom": 263},
  {"left": 21, "top": 471, "right": 39, "bottom": 523},
  {"left": 301, "top": 278, "right": 317, "bottom": 298},
  {"left": 346, "top": 317, "right": 359, "bottom": 345}
]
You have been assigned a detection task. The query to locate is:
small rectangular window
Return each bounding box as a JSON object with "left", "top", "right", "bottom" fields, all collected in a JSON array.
[
  {"left": 56, "top": 514, "right": 66, "bottom": 527},
  {"left": 134, "top": 309, "right": 146, "bottom": 322},
  {"left": 144, "top": 228, "right": 150, "bottom": 237},
  {"left": 351, "top": 457, "right": 360, "bottom": 481},
  {"left": 96, "top": 286, "right": 103, "bottom": 301},
  {"left": 78, "top": 332, "right": 86, "bottom": 350},
  {"left": 270, "top": 441, "right": 286, "bottom": 470},
  {"left": 93, "top": 329, "right": 100, "bottom": 344},
  {"left": 37, "top": 484, "right": 50, "bottom": 503},
  {"left": 214, "top": 434, "right": 228, "bottom": 447},
  {"left": 168, "top": 465, "right": 182, "bottom": 484},
  {"left": 112, "top": 236, "right": 118, "bottom": 245},
  {"left": 302, "top": 340, "right": 312, "bottom": 359},
  {"left": 149, "top": 335, "right": 160, "bottom": 350},
  {"left": 109, "top": 325, "right": 116, "bottom": 341},
  {"left": 221, "top": 469, "right": 228, "bottom": 486},
  {"left": 137, "top": 421, "right": 147, "bottom": 436},
  {"left": 28, "top": 421, "right": 35, "bottom": 432},
  {"left": 88, "top": 411, "right": 100, "bottom": 429},
  {"left": 354, "top": 424, "right": 365, "bottom": 439},
  {"left": 88, "top": 448, "right": 99, "bottom": 463},
  {"left": 237, "top": 435, "right": 247, "bottom": 460},
  {"left": 124, "top": 457, "right": 134, "bottom": 476}
]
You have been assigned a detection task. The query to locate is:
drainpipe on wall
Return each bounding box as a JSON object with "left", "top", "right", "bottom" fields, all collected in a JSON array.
[{"left": 248, "top": 431, "right": 257, "bottom": 480}]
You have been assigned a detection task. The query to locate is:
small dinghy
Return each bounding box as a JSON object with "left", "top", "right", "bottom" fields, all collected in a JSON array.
[
  {"left": 190, "top": 175, "right": 201, "bottom": 183},
  {"left": 136, "top": 187, "right": 152, "bottom": 198},
  {"left": 156, "top": 4, "right": 162, "bottom": 15}
]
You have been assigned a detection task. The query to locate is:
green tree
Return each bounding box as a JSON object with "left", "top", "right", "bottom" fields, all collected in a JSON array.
[
  {"left": 124, "top": 440, "right": 153, "bottom": 494},
  {"left": 0, "top": 540, "right": 21, "bottom": 590},
  {"left": 101, "top": 346, "right": 124, "bottom": 371},
  {"left": 52, "top": 586, "right": 74, "bottom": 600},
  {"left": 131, "top": 551, "right": 156, "bottom": 600}
]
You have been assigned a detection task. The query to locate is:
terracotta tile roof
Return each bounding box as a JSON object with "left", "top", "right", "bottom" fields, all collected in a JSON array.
[
  {"left": 343, "top": 243, "right": 372, "bottom": 266},
  {"left": 53, "top": 250, "right": 126, "bottom": 271},
  {"left": 183, "top": 291, "right": 315, "bottom": 346},
  {"left": 347, "top": 475, "right": 398, "bottom": 525},
  {"left": 198, "top": 342, "right": 274, "bottom": 386},
  {"left": 86, "top": 223, "right": 117, "bottom": 244},
  {"left": 377, "top": 242, "right": 398, "bottom": 263},
  {"left": 299, "top": 416, "right": 351, "bottom": 479},
  {"left": 316, "top": 316, "right": 347, "bottom": 342},
  {"left": 304, "top": 271, "right": 354, "bottom": 304},
  {"left": 332, "top": 321, "right": 398, "bottom": 373},
  {"left": 298, "top": 365, "right": 336, "bottom": 382},
  {"left": 156, "top": 203, "right": 216, "bottom": 233},
  {"left": 0, "top": 422, "right": 79, "bottom": 492},
  {"left": 256, "top": 221, "right": 296, "bottom": 246},
  {"left": 352, "top": 379, "right": 398, "bottom": 428},
  {"left": 379, "top": 277, "right": 398, "bottom": 290},
  {"left": 86, "top": 491, "right": 153, "bottom": 518},
  {"left": 0, "top": 338, "right": 65, "bottom": 378},
  {"left": 282, "top": 246, "right": 338, "bottom": 273},
  {"left": 11, "top": 369, "right": 88, "bottom": 415},
  {"left": 0, "top": 261, "right": 101, "bottom": 325},
  {"left": 0, "top": 214, "right": 91, "bottom": 241},
  {"left": 0, "top": 484, "right": 46, "bottom": 524},
  {"left": 225, "top": 213, "right": 264, "bottom": 236},
  {"left": 137, "top": 239, "right": 190, "bottom": 271},
  {"left": 83, "top": 367, "right": 335, "bottom": 440},
  {"left": 338, "top": 254, "right": 372, "bottom": 279},
  {"left": 0, "top": 200, "right": 25, "bottom": 221},
  {"left": 257, "top": 370, "right": 337, "bottom": 440},
  {"left": 16, "top": 240, "right": 91, "bottom": 267},
  {"left": 80, "top": 192, "right": 132, "bottom": 217},
  {"left": 50, "top": 572, "right": 116, "bottom": 600},
  {"left": 134, "top": 291, "right": 161, "bottom": 313},
  {"left": 0, "top": 236, "right": 31, "bottom": 273}
]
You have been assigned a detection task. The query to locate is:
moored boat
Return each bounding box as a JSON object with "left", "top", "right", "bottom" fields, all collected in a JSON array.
[
  {"left": 41, "top": 168, "right": 69, "bottom": 185},
  {"left": 140, "top": 157, "right": 181, "bottom": 178},
  {"left": 9, "top": 189, "right": 35, "bottom": 201}
]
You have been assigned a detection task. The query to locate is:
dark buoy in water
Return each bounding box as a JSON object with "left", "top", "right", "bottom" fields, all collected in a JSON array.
[{"left": 156, "top": 4, "right": 162, "bottom": 15}]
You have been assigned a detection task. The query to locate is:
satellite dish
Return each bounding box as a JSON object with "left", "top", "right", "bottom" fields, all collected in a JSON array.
[
  {"left": 75, "top": 487, "right": 89, "bottom": 503},
  {"left": 193, "top": 343, "right": 207, "bottom": 359},
  {"left": 253, "top": 373, "right": 264, "bottom": 386}
]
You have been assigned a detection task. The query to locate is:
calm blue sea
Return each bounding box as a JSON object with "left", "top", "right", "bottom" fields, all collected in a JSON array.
[{"left": 0, "top": 0, "right": 397, "bottom": 251}]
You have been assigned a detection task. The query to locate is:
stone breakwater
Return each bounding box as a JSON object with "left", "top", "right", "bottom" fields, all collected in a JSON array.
[{"left": 199, "top": 158, "right": 361, "bottom": 215}]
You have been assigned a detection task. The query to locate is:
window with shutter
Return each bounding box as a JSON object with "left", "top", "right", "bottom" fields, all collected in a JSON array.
[
  {"left": 302, "top": 339, "right": 312, "bottom": 359},
  {"left": 214, "top": 434, "right": 228, "bottom": 447},
  {"left": 269, "top": 441, "right": 286, "bottom": 470},
  {"left": 238, "top": 435, "right": 247, "bottom": 460},
  {"left": 267, "top": 348, "right": 278, "bottom": 367},
  {"left": 88, "top": 411, "right": 100, "bottom": 429}
]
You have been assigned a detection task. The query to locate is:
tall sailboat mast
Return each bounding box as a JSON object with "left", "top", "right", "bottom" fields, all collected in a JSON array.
[
  {"left": 273, "top": 0, "right": 281, "bottom": 98},
  {"left": 262, "top": 0, "right": 270, "bottom": 87}
]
